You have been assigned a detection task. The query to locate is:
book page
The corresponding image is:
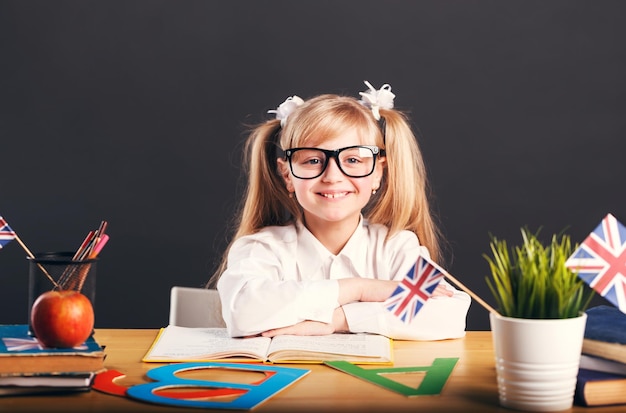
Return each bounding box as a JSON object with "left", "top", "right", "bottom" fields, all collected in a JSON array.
[
  {"left": 583, "top": 338, "right": 626, "bottom": 365},
  {"left": 143, "top": 326, "right": 271, "bottom": 361},
  {"left": 267, "top": 333, "right": 391, "bottom": 362}
]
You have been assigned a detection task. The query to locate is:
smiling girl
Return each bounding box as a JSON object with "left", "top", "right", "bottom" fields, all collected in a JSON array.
[{"left": 211, "top": 82, "right": 470, "bottom": 340}]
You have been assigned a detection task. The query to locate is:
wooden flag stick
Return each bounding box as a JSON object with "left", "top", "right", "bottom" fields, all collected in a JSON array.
[
  {"left": 443, "top": 270, "right": 500, "bottom": 316},
  {"left": 13, "top": 234, "right": 60, "bottom": 289}
]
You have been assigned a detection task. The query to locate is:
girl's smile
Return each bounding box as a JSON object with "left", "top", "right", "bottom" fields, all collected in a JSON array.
[{"left": 319, "top": 191, "right": 351, "bottom": 199}]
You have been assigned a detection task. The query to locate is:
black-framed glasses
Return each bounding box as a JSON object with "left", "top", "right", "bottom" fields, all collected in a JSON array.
[{"left": 281, "top": 145, "right": 385, "bottom": 179}]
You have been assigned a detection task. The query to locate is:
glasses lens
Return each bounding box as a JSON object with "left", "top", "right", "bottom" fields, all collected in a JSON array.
[
  {"left": 289, "top": 146, "right": 377, "bottom": 179},
  {"left": 290, "top": 149, "right": 327, "bottom": 179},
  {"left": 337, "top": 147, "right": 375, "bottom": 177}
]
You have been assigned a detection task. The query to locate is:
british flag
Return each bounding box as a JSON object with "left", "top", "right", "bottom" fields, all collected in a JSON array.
[
  {"left": 384, "top": 255, "right": 445, "bottom": 323},
  {"left": 0, "top": 216, "right": 17, "bottom": 249},
  {"left": 2, "top": 337, "right": 88, "bottom": 351},
  {"left": 565, "top": 213, "right": 626, "bottom": 314}
]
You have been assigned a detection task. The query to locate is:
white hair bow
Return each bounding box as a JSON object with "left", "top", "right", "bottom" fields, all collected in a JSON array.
[
  {"left": 358, "top": 81, "right": 395, "bottom": 120},
  {"left": 268, "top": 96, "right": 305, "bottom": 127}
]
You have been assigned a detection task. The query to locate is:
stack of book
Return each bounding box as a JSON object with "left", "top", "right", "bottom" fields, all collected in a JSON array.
[
  {"left": 0, "top": 324, "right": 105, "bottom": 396},
  {"left": 575, "top": 305, "right": 626, "bottom": 407}
]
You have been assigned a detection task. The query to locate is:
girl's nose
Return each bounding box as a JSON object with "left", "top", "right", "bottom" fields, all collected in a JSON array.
[{"left": 321, "top": 157, "right": 344, "bottom": 182}]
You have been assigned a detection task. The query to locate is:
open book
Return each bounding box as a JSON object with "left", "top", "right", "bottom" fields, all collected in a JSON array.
[{"left": 142, "top": 326, "right": 393, "bottom": 364}]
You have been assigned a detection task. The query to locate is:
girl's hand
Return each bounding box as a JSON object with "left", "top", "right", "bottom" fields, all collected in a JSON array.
[
  {"left": 261, "top": 307, "right": 348, "bottom": 337},
  {"left": 261, "top": 321, "right": 334, "bottom": 337},
  {"left": 432, "top": 283, "right": 454, "bottom": 297},
  {"left": 336, "top": 278, "right": 454, "bottom": 304}
]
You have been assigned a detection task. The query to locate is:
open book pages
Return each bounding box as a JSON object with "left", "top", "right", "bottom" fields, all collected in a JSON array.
[{"left": 142, "top": 326, "right": 393, "bottom": 364}]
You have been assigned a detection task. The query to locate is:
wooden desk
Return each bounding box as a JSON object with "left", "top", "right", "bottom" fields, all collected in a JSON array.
[{"left": 0, "top": 329, "right": 618, "bottom": 412}]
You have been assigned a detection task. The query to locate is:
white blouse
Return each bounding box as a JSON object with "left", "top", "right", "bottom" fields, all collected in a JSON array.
[{"left": 217, "top": 218, "right": 471, "bottom": 340}]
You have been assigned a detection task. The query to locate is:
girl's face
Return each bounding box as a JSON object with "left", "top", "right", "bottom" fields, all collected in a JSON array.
[{"left": 278, "top": 129, "right": 385, "bottom": 234}]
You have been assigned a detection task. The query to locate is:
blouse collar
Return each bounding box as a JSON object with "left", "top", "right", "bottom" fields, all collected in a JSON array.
[{"left": 294, "top": 216, "right": 369, "bottom": 277}]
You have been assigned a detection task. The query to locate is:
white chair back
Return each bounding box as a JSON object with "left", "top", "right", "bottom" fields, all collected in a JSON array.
[{"left": 169, "top": 286, "right": 226, "bottom": 328}]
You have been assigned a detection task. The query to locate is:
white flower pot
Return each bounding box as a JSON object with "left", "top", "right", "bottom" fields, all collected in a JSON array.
[{"left": 490, "top": 312, "right": 587, "bottom": 412}]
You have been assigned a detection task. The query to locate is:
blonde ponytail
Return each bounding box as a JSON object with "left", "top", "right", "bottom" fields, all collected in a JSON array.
[{"left": 365, "top": 109, "right": 442, "bottom": 262}]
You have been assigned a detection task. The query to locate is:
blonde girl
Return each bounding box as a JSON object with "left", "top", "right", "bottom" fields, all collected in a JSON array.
[{"left": 212, "top": 82, "right": 470, "bottom": 340}]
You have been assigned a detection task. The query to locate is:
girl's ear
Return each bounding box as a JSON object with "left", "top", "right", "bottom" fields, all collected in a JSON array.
[
  {"left": 276, "top": 158, "right": 294, "bottom": 192},
  {"left": 374, "top": 155, "right": 386, "bottom": 181}
]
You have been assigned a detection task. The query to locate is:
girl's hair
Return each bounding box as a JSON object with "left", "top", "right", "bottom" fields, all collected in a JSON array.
[{"left": 207, "top": 92, "right": 442, "bottom": 286}]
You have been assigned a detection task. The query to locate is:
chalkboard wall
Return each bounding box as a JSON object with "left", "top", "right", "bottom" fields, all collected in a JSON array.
[{"left": 1, "top": 0, "right": 624, "bottom": 330}]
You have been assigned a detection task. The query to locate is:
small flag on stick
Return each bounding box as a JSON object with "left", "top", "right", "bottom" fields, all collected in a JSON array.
[
  {"left": 0, "top": 215, "right": 59, "bottom": 288},
  {"left": 565, "top": 213, "right": 626, "bottom": 314},
  {"left": 384, "top": 255, "right": 445, "bottom": 323},
  {"left": 0, "top": 216, "right": 17, "bottom": 249}
]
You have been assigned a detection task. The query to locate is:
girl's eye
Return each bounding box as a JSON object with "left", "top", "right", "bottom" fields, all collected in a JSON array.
[
  {"left": 303, "top": 157, "right": 322, "bottom": 165},
  {"left": 344, "top": 157, "right": 362, "bottom": 165}
]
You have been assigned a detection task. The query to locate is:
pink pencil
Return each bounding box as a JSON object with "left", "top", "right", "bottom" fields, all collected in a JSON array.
[{"left": 89, "top": 234, "right": 109, "bottom": 258}]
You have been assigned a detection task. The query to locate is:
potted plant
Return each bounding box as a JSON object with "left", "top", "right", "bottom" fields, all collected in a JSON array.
[{"left": 484, "top": 228, "right": 595, "bottom": 412}]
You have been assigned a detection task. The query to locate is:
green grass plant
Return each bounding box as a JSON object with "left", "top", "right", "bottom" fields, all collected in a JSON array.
[{"left": 484, "top": 228, "right": 595, "bottom": 319}]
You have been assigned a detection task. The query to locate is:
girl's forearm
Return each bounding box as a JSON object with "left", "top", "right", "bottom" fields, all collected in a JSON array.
[{"left": 337, "top": 278, "right": 398, "bottom": 304}]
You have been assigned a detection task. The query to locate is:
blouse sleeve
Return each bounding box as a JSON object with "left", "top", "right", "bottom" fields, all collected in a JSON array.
[
  {"left": 217, "top": 232, "right": 340, "bottom": 337},
  {"left": 341, "top": 230, "right": 472, "bottom": 340},
  {"left": 342, "top": 283, "right": 471, "bottom": 340}
]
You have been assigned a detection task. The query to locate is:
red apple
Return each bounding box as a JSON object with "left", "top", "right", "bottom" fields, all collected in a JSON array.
[{"left": 30, "top": 290, "right": 95, "bottom": 348}]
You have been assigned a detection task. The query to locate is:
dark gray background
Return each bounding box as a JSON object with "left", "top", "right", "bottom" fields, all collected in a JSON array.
[{"left": 1, "top": 0, "right": 623, "bottom": 331}]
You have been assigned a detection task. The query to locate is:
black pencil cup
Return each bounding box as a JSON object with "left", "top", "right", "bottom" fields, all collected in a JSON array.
[{"left": 27, "top": 252, "right": 97, "bottom": 333}]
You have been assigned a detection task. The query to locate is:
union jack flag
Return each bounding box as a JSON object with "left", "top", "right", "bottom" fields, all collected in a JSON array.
[
  {"left": 384, "top": 255, "right": 445, "bottom": 323},
  {"left": 0, "top": 216, "right": 17, "bottom": 249},
  {"left": 2, "top": 337, "right": 88, "bottom": 351},
  {"left": 565, "top": 213, "right": 626, "bottom": 314},
  {"left": 3, "top": 337, "right": 44, "bottom": 351}
]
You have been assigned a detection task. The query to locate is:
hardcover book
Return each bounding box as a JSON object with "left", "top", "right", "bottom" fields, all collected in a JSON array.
[
  {"left": 0, "top": 372, "right": 94, "bottom": 397},
  {"left": 142, "top": 325, "right": 393, "bottom": 364},
  {"left": 579, "top": 354, "right": 626, "bottom": 376},
  {"left": 574, "top": 368, "right": 626, "bottom": 407},
  {"left": 582, "top": 305, "right": 626, "bottom": 364},
  {"left": 0, "top": 385, "right": 91, "bottom": 397},
  {"left": 0, "top": 324, "right": 105, "bottom": 375}
]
